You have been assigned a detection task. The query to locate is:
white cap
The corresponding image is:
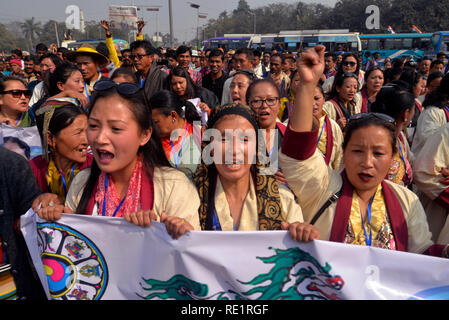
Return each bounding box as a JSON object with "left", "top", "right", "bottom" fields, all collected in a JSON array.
[{"left": 192, "top": 49, "right": 199, "bottom": 57}]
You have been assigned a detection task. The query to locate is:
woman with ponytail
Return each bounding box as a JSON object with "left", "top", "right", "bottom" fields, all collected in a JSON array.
[
  {"left": 36, "top": 79, "right": 201, "bottom": 239},
  {"left": 150, "top": 90, "right": 202, "bottom": 180}
]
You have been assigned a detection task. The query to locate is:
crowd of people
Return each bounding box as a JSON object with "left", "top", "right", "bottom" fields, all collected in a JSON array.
[{"left": 1, "top": 20, "right": 449, "bottom": 300}]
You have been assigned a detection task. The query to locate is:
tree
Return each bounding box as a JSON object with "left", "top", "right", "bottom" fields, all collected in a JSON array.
[
  {"left": 20, "top": 17, "right": 42, "bottom": 51},
  {"left": 0, "top": 24, "right": 19, "bottom": 52}
]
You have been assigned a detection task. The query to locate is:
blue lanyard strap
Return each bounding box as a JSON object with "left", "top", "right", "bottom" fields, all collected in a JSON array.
[
  {"left": 360, "top": 194, "right": 375, "bottom": 246},
  {"left": 444, "top": 106, "right": 449, "bottom": 114},
  {"left": 212, "top": 207, "right": 237, "bottom": 231},
  {"left": 170, "top": 123, "right": 189, "bottom": 168},
  {"left": 317, "top": 120, "right": 326, "bottom": 146},
  {"left": 15, "top": 112, "right": 23, "bottom": 126},
  {"left": 398, "top": 140, "right": 410, "bottom": 186},
  {"left": 84, "top": 83, "right": 91, "bottom": 103},
  {"left": 140, "top": 77, "right": 146, "bottom": 88},
  {"left": 102, "top": 174, "right": 126, "bottom": 217},
  {"left": 54, "top": 164, "right": 75, "bottom": 196}
]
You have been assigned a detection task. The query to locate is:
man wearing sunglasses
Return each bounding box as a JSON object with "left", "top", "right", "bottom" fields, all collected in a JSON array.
[
  {"left": 0, "top": 77, "right": 34, "bottom": 127},
  {"left": 130, "top": 40, "right": 168, "bottom": 102}
]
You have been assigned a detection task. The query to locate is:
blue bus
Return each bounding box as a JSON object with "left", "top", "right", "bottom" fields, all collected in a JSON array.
[
  {"left": 249, "top": 30, "right": 361, "bottom": 54},
  {"left": 430, "top": 31, "right": 449, "bottom": 57},
  {"left": 359, "top": 33, "right": 433, "bottom": 64},
  {"left": 202, "top": 36, "right": 251, "bottom": 51}
]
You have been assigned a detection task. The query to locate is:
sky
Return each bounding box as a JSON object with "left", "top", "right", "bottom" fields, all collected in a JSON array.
[{"left": 0, "top": 0, "right": 338, "bottom": 42}]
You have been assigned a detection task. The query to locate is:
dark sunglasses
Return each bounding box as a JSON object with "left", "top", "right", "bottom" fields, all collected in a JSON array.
[
  {"left": 93, "top": 79, "right": 140, "bottom": 95},
  {"left": 342, "top": 61, "right": 357, "bottom": 67},
  {"left": 2, "top": 89, "right": 32, "bottom": 98},
  {"left": 130, "top": 53, "right": 151, "bottom": 60},
  {"left": 349, "top": 112, "right": 395, "bottom": 124}
]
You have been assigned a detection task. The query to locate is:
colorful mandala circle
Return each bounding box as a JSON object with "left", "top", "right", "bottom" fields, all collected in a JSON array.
[{"left": 37, "top": 222, "right": 108, "bottom": 300}]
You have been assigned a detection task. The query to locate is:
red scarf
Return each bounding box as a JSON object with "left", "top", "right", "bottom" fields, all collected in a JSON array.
[
  {"left": 329, "top": 171, "right": 408, "bottom": 252},
  {"left": 85, "top": 161, "right": 154, "bottom": 216},
  {"left": 361, "top": 88, "right": 369, "bottom": 113},
  {"left": 323, "top": 116, "right": 334, "bottom": 166}
]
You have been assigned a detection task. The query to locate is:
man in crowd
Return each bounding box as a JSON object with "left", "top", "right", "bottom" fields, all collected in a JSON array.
[
  {"left": 282, "top": 53, "right": 296, "bottom": 78},
  {"left": 35, "top": 43, "right": 48, "bottom": 58},
  {"left": 175, "top": 45, "right": 201, "bottom": 86},
  {"left": 268, "top": 53, "right": 290, "bottom": 97},
  {"left": 322, "top": 52, "right": 338, "bottom": 82},
  {"left": 23, "top": 56, "right": 37, "bottom": 86},
  {"left": 419, "top": 56, "right": 432, "bottom": 76},
  {"left": 221, "top": 47, "right": 255, "bottom": 105},
  {"left": 130, "top": 40, "right": 168, "bottom": 101},
  {"left": 8, "top": 59, "right": 25, "bottom": 79},
  {"left": 262, "top": 51, "right": 271, "bottom": 76},
  {"left": 430, "top": 59, "right": 445, "bottom": 74},
  {"left": 202, "top": 49, "right": 228, "bottom": 102},
  {"left": 68, "top": 44, "right": 109, "bottom": 100},
  {"left": 252, "top": 49, "right": 264, "bottom": 79}
]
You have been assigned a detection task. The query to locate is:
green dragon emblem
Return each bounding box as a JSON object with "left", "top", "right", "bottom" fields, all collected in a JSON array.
[{"left": 137, "top": 247, "right": 345, "bottom": 300}]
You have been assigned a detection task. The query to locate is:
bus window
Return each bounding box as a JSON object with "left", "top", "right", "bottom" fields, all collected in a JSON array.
[
  {"left": 367, "top": 39, "right": 379, "bottom": 51},
  {"left": 361, "top": 39, "right": 368, "bottom": 50},
  {"left": 403, "top": 38, "right": 413, "bottom": 50},
  {"left": 384, "top": 39, "right": 395, "bottom": 50}
]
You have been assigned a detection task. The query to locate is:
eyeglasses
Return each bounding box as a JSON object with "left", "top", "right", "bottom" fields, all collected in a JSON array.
[
  {"left": 349, "top": 112, "right": 395, "bottom": 124},
  {"left": 130, "top": 53, "right": 151, "bottom": 60},
  {"left": 342, "top": 61, "right": 357, "bottom": 67},
  {"left": 249, "top": 97, "right": 279, "bottom": 109},
  {"left": 93, "top": 79, "right": 140, "bottom": 95},
  {"left": 1, "top": 89, "right": 32, "bottom": 99}
]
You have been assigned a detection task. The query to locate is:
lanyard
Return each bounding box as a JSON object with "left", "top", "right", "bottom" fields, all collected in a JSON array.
[
  {"left": 140, "top": 77, "right": 146, "bottom": 88},
  {"left": 84, "top": 83, "right": 91, "bottom": 104},
  {"left": 398, "top": 140, "right": 410, "bottom": 186},
  {"left": 102, "top": 174, "right": 126, "bottom": 217},
  {"left": 54, "top": 164, "right": 75, "bottom": 196},
  {"left": 317, "top": 120, "right": 326, "bottom": 146},
  {"left": 170, "top": 123, "right": 189, "bottom": 168},
  {"left": 15, "top": 112, "right": 23, "bottom": 126},
  {"left": 212, "top": 207, "right": 237, "bottom": 231},
  {"left": 360, "top": 194, "right": 375, "bottom": 246}
]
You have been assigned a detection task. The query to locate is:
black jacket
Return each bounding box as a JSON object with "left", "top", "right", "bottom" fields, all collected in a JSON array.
[
  {"left": 0, "top": 146, "right": 46, "bottom": 299},
  {"left": 137, "top": 63, "right": 169, "bottom": 104}
]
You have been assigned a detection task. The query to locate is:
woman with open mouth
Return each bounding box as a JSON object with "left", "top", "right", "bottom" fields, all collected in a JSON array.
[
  {"left": 323, "top": 72, "right": 361, "bottom": 130},
  {"left": 279, "top": 45, "right": 449, "bottom": 258},
  {"left": 31, "top": 97, "right": 92, "bottom": 203},
  {"left": 179, "top": 103, "right": 319, "bottom": 244},
  {"left": 36, "top": 80, "right": 201, "bottom": 239}
]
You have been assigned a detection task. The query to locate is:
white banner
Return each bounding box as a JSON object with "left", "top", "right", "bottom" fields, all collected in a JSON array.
[
  {"left": 20, "top": 210, "right": 449, "bottom": 301},
  {"left": 108, "top": 5, "right": 138, "bottom": 29},
  {"left": 1, "top": 124, "right": 42, "bottom": 160}
]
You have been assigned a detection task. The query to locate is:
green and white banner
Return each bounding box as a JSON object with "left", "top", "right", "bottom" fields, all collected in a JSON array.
[{"left": 20, "top": 210, "right": 449, "bottom": 300}]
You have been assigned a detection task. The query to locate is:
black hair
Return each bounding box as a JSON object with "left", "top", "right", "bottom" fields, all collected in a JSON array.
[
  {"left": 110, "top": 67, "right": 138, "bottom": 83},
  {"left": 165, "top": 49, "right": 177, "bottom": 60},
  {"left": 384, "top": 67, "right": 402, "bottom": 84},
  {"left": 95, "top": 42, "right": 109, "bottom": 59},
  {"left": 399, "top": 69, "right": 422, "bottom": 92},
  {"left": 246, "top": 78, "right": 281, "bottom": 104},
  {"left": 343, "top": 116, "right": 397, "bottom": 154},
  {"left": 76, "top": 86, "right": 171, "bottom": 214},
  {"left": 0, "top": 76, "right": 26, "bottom": 92},
  {"left": 149, "top": 90, "right": 201, "bottom": 124},
  {"left": 167, "top": 66, "right": 201, "bottom": 99},
  {"left": 325, "top": 52, "right": 337, "bottom": 62},
  {"left": 253, "top": 49, "right": 262, "bottom": 59},
  {"left": 3, "top": 136, "right": 31, "bottom": 159},
  {"left": 364, "top": 66, "right": 384, "bottom": 82},
  {"left": 23, "top": 55, "right": 35, "bottom": 63},
  {"left": 35, "top": 102, "right": 86, "bottom": 145},
  {"left": 423, "top": 72, "right": 449, "bottom": 109},
  {"left": 39, "top": 53, "right": 64, "bottom": 66},
  {"left": 427, "top": 71, "right": 444, "bottom": 86},
  {"left": 392, "top": 57, "right": 406, "bottom": 69},
  {"left": 430, "top": 60, "right": 444, "bottom": 69},
  {"left": 234, "top": 47, "right": 254, "bottom": 61},
  {"left": 370, "top": 82, "right": 415, "bottom": 121},
  {"left": 175, "top": 45, "right": 192, "bottom": 57},
  {"left": 130, "top": 40, "right": 157, "bottom": 55},
  {"left": 35, "top": 43, "right": 48, "bottom": 52},
  {"left": 329, "top": 72, "right": 359, "bottom": 100},
  {"left": 208, "top": 49, "right": 224, "bottom": 61},
  {"left": 44, "top": 62, "right": 82, "bottom": 97},
  {"left": 11, "top": 49, "right": 22, "bottom": 57}
]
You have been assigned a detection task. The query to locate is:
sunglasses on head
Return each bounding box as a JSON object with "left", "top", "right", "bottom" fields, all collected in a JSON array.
[
  {"left": 2, "top": 89, "right": 32, "bottom": 99},
  {"left": 349, "top": 112, "right": 395, "bottom": 124},
  {"left": 93, "top": 79, "right": 140, "bottom": 95}
]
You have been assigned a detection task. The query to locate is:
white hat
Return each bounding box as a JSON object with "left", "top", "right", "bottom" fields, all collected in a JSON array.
[{"left": 192, "top": 49, "right": 199, "bottom": 57}]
